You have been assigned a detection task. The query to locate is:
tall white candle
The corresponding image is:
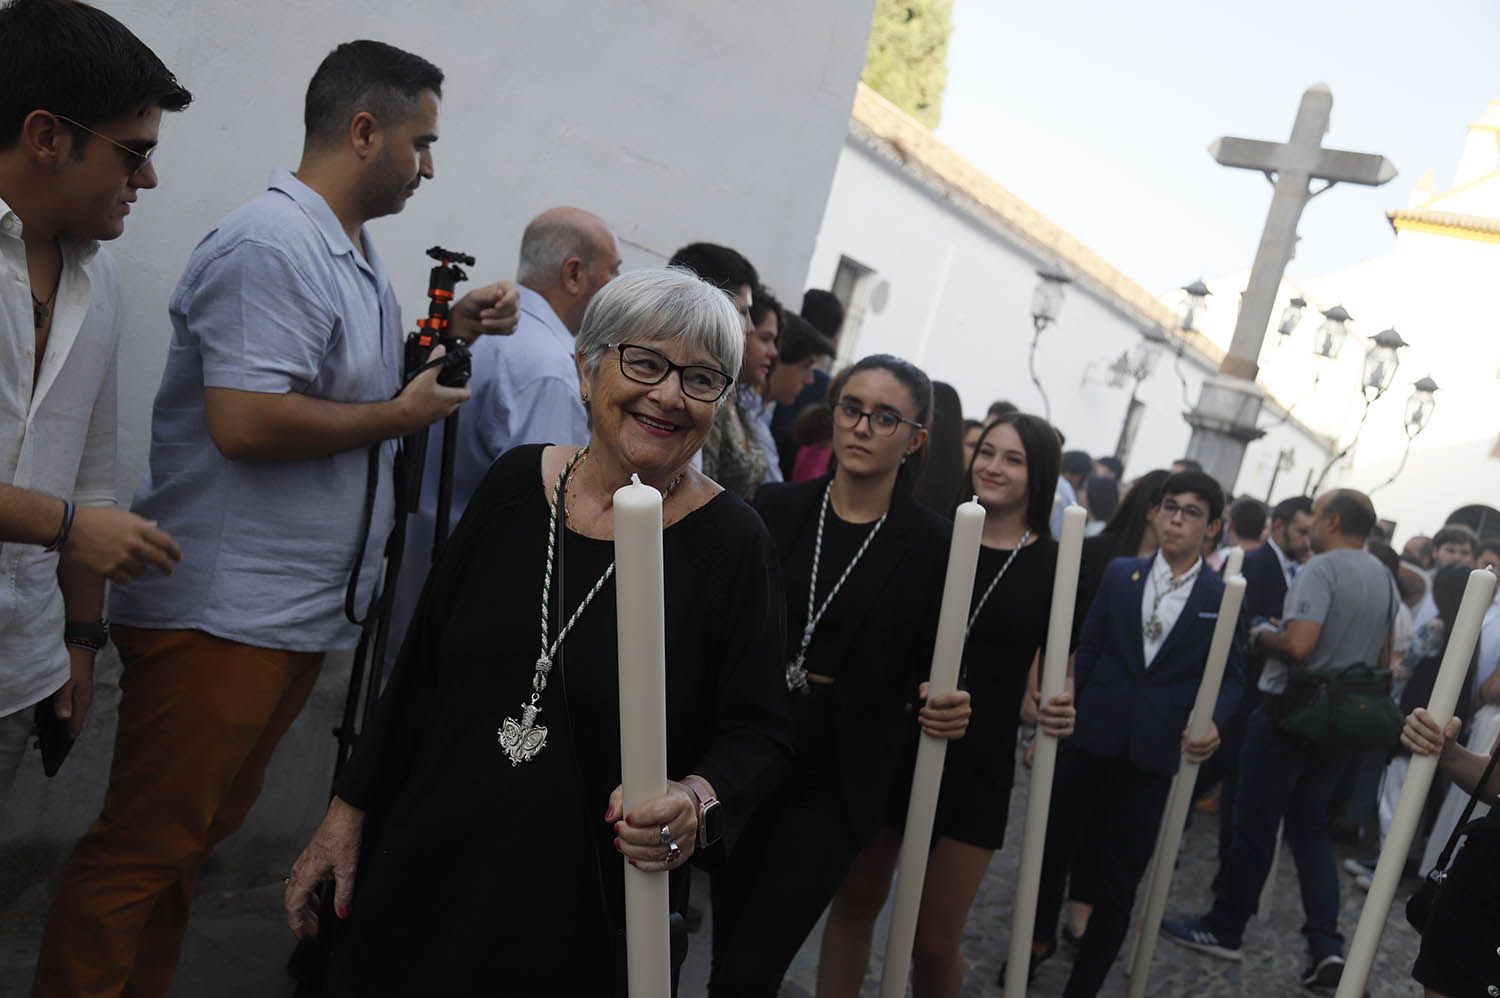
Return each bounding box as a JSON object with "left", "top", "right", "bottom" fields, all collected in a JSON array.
[
  {"left": 614, "top": 474, "right": 670, "bottom": 998},
  {"left": 1222, "top": 545, "right": 1244, "bottom": 579},
  {"left": 1127, "top": 576, "right": 1246, "bottom": 997},
  {"left": 878, "top": 497, "right": 985, "bottom": 998},
  {"left": 1337, "top": 567, "right": 1498, "bottom": 998},
  {"left": 1004, "top": 505, "right": 1086, "bottom": 998}
]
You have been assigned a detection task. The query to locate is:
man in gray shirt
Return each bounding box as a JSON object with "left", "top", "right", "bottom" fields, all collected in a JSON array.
[{"left": 1165, "top": 489, "right": 1398, "bottom": 993}]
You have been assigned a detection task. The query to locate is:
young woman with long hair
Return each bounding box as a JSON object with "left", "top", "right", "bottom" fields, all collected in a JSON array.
[
  {"left": 816, "top": 412, "right": 1079, "bottom": 997},
  {"left": 707, "top": 355, "right": 973, "bottom": 998}
]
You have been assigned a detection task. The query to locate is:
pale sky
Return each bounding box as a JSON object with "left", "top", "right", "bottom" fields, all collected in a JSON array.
[{"left": 935, "top": 0, "right": 1500, "bottom": 295}]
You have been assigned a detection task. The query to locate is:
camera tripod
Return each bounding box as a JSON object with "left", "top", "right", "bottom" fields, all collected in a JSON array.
[{"left": 291, "top": 246, "right": 476, "bottom": 995}]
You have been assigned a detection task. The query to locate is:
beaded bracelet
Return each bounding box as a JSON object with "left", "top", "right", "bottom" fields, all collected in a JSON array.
[{"left": 44, "top": 499, "right": 75, "bottom": 553}]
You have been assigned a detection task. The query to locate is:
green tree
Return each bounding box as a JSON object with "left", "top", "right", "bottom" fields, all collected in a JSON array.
[{"left": 861, "top": 0, "right": 955, "bottom": 129}]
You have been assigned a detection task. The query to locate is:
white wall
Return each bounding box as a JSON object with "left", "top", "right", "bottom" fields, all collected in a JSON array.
[
  {"left": 103, "top": 0, "right": 876, "bottom": 500},
  {"left": 806, "top": 139, "right": 1331, "bottom": 499}
]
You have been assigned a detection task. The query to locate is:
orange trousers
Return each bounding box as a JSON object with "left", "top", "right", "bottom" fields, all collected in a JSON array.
[{"left": 33, "top": 625, "right": 323, "bottom": 998}]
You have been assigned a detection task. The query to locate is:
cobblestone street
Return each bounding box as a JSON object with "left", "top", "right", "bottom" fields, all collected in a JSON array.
[{"left": 0, "top": 762, "right": 1425, "bottom": 998}]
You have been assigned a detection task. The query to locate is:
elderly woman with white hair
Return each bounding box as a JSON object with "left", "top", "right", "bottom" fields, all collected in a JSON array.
[{"left": 283, "top": 268, "right": 793, "bottom": 996}]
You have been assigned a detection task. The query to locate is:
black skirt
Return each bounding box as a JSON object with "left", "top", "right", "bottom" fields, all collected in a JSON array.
[{"left": 1411, "top": 813, "right": 1500, "bottom": 998}]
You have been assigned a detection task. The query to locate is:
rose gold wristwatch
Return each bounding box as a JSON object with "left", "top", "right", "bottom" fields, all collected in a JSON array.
[{"left": 681, "top": 775, "right": 722, "bottom": 848}]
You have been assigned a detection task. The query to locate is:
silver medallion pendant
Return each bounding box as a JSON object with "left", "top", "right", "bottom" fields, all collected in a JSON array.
[
  {"left": 498, "top": 702, "right": 549, "bottom": 765},
  {"left": 786, "top": 657, "right": 809, "bottom": 694},
  {"left": 1144, "top": 618, "right": 1163, "bottom": 643}
]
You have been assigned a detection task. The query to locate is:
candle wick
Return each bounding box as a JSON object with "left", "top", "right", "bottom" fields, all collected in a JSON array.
[
  {"left": 631, "top": 473, "right": 642, "bottom": 486},
  {"left": 971, "top": 495, "right": 979, "bottom": 505}
]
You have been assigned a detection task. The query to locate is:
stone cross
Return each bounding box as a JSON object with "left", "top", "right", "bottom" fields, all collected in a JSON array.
[
  {"left": 1211, "top": 83, "right": 1396, "bottom": 381},
  {"left": 1184, "top": 84, "right": 1395, "bottom": 493}
]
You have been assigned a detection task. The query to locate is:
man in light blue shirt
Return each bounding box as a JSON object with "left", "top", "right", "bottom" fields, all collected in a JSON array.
[
  {"left": 386, "top": 207, "right": 618, "bottom": 670},
  {"left": 38, "top": 42, "right": 518, "bottom": 996}
]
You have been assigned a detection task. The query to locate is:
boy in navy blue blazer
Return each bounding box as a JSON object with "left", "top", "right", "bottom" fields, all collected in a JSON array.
[{"left": 1020, "top": 470, "right": 1244, "bottom": 998}]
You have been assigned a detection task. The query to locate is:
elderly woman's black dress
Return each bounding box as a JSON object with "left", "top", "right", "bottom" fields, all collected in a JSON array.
[{"left": 324, "top": 444, "right": 792, "bottom": 996}]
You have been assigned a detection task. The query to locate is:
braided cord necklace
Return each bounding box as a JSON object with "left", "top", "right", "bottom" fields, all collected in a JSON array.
[
  {"left": 965, "top": 531, "right": 1031, "bottom": 638},
  {"left": 497, "top": 447, "right": 683, "bottom": 765},
  {"left": 785, "top": 480, "right": 889, "bottom": 692}
]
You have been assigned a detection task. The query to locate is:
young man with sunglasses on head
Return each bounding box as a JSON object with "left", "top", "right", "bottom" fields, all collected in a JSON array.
[
  {"left": 34, "top": 39, "right": 520, "bottom": 997},
  {"left": 0, "top": 0, "right": 190, "bottom": 809},
  {"left": 1017, "top": 470, "right": 1243, "bottom": 998}
]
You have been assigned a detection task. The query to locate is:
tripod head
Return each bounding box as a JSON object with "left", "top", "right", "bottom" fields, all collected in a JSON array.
[{"left": 404, "top": 245, "right": 477, "bottom": 387}]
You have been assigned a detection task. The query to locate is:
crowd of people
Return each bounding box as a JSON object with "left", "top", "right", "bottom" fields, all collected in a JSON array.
[{"left": 1, "top": 3, "right": 1497, "bottom": 997}]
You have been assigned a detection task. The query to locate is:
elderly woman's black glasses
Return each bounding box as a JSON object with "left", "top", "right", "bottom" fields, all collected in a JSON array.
[
  {"left": 608, "top": 343, "right": 734, "bottom": 403},
  {"left": 832, "top": 401, "right": 924, "bottom": 436},
  {"left": 52, "top": 114, "right": 155, "bottom": 178}
]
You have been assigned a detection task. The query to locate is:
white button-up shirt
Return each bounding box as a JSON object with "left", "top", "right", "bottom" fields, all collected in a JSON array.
[
  {"left": 0, "top": 197, "right": 119, "bottom": 716},
  {"left": 1141, "top": 552, "right": 1202, "bottom": 667}
]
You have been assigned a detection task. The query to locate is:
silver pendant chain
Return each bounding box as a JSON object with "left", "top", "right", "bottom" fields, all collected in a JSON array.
[
  {"left": 498, "top": 448, "right": 681, "bottom": 766},
  {"left": 786, "top": 481, "right": 888, "bottom": 692},
  {"left": 1143, "top": 560, "right": 1200, "bottom": 644},
  {"left": 965, "top": 530, "right": 1031, "bottom": 638}
]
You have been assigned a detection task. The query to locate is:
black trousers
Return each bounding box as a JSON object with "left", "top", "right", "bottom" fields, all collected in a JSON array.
[
  {"left": 1035, "top": 744, "right": 1173, "bottom": 998},
  {"left": 707, "top": 774, "right": 864, "bottom": 998}
]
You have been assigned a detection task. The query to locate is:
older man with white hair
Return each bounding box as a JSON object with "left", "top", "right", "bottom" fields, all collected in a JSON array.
[{"left": 388, "top": 206, "right": 620, "bottom": 669}]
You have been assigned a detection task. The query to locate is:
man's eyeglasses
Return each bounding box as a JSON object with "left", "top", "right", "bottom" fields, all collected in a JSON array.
[
  {"left": 832, "top": 401, "right": 924, "bottom": 437},
  {"left": 52, "top": 114, "right": 155, "bottom": 178},
  {"left": 608, "top": 343, "right": 734, "bottom": 403},
  {"left": 1160, "top": 499, "right": 1208, "bottom": 522}
]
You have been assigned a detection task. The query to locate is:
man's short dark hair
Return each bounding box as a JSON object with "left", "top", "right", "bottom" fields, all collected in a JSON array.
[
  {"left": 1173, "top": 457, "right": 1204, "bottom": 473},
  {"left": 1477, "top": 537, "right": 1500, "bottom": 561},
  {"left": 1271, "top": 495, "right": 1314, "bottom": 524},
  {"left": 1095, "top": 455, "right": 1124, "bottom": 479},
  {"left": 304, "top": 40, "right": 443, "bottom": 146},
  {"left": 668, "top": 242, "right": 758, "bottom": 293},
  {"left": 1060, "top": 450, "right": 1093, "bottom": 480},
  {"left": 987, "top": 399, "right": 1019, "bottom": 420},
  {"left": 800, "top": 289, "right": 844, "bottom": 340},
  {"left": 1324, "top": 489, "right": 1377, "bottom": 541},
  {"left": 0, "top": 0, "right": 191, "bottom": 150},
  {"left": 1432, "top": 523, "right": 1478, "bottom": 552},
  {"left": 1161, "top": 470, "right": 1224, "bottom": 522},
  {"left": 1229, "top": 497, "right": 1267, "bottom": 540},
  {"left": 777, "top": 312, "right": 834, "bottom": 366}
]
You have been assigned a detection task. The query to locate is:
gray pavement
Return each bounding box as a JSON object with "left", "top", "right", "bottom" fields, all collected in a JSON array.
[{"left": 0, "top": 769, "right": 1424, "bottom": 997}]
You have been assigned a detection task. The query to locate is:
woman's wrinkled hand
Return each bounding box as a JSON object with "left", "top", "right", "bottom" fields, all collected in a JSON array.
[
  {"left": 1401, "top": 707, "right": 1461, "bottom": 758},
  {"left": 917, "top": 682, "right": 971, "bottom": 741},
  {"left": 284, "top": 797, "right": 364, "bottom": 940},
  {"left": 605, "top": 780, "right": 698, "bottom": 873}
]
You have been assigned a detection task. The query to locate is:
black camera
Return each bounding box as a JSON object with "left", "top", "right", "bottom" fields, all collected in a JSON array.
[{"left": 403, "top": 245, "right": 476, "bottom": 388}]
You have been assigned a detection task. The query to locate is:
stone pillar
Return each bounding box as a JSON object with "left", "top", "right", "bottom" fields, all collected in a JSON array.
[{"left": 1184, "top": 375, "right": 1267, "bottom": 493}]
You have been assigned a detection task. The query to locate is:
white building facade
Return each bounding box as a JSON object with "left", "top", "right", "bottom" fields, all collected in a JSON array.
[{"left": 806, "top": 85, "right": 1333, "bottom": 499}]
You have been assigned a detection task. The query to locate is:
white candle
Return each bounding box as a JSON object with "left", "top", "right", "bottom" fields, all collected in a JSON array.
[
  {"left": 613, "top": 474, "right": 670, "bottom": 998},
  {"left": 878, "top": 497, "right": 986, "bottom": 998},
  {"left": 1004, "top": 505, "right": 1086, "bottom": 998},
  {"left": 1337, "top": 567, "right": 1498, "bottom": 998},
  {"left": 1127, "top": 576, "right": 1246, "bottom": 997},
  {"left": 1222, "top": 545, "right": 1244, "bottom": 579}
]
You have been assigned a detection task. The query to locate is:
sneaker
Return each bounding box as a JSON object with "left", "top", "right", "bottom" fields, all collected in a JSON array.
[
  {"left": 1342, "top": 856, "right": 1377, "bottom": 877},
  {"left": 1160, "top": 916, "right": 1243, "bottom": 962},
  {"left": 1301, "top": 953, "right": 1344, "bottom": 990}
]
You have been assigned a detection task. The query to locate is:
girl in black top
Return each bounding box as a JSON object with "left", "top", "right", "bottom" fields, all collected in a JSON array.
[
  {"left": 707, "top": 355, "right": 973, "bottom": 998},
  {"left": 818, "top": 412, "right": 1080, "bottom": 997}
]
